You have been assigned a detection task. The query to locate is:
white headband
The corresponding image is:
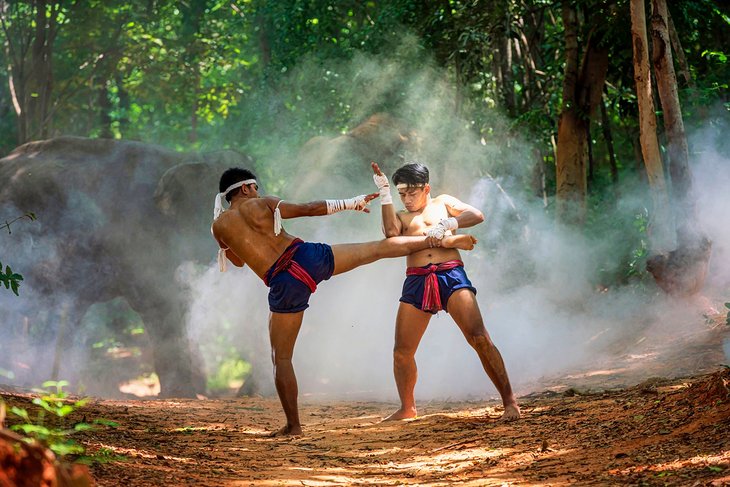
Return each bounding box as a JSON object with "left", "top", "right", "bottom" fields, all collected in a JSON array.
[
  {"left": 395, "top": 183, "right": 426, "bottom": 190},
  {"left": 213, "top": 179, "right": 256, "bottom": 220}
]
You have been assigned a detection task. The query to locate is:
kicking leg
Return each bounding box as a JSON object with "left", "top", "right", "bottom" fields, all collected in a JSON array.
[
  {"left": 447, "top": 289, "right": 521, "bottom": 421},
  {"left": 384, "top": 303, "right": 431, "bottom": 421},
  {"left": 269, "top": 310, "right": 305, "bottom": 435},
  {"left": 332, "top": 234, "right": 476, "bottom": 276}
]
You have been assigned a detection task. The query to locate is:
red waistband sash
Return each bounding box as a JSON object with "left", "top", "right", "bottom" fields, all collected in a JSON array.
[
  {"left": 406, "top": 260, "right": 464, "bottom": 313},
  {"left": 263, "top": 238, "right": 317, "bottom": 293}
]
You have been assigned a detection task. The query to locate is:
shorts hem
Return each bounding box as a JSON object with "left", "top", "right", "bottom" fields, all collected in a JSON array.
[
  {"left": 269, "top": 304, "right": 310, "bottom": 314},
  {"left": 443, "top": 285, "right": 477, "bottom": 312}
]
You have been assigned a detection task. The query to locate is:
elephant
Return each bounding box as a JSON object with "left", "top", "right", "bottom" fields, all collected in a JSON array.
[
  {"left": 0, "top": 136, "right": 254, "bottom": 397},
  {"left": 294, "top": 112, "right": 420, "bottom": 199}
]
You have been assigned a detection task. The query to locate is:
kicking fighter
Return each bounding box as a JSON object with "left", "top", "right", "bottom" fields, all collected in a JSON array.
[
  {"left": 372, "top": 161, "right": 520, "bottom": 421},
  {"left": 211, "top": 167, "right": 477, "bottom": 436}
]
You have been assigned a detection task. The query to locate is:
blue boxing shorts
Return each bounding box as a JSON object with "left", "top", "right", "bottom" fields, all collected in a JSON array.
[
  {"left": 265, "top": 242, "right": 335, "bottom": 313},
  {"left": 400, "top": 264, "right": 477, "bottom": 314}
]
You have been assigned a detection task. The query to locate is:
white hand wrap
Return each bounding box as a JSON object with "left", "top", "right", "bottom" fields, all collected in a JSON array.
[
  {"left": 426, "top": 217, "right": 458, "bottom": 240},
  {"left": 373, "top": 173, "right": 392, "bottom": 205},
  {"left": 326, "top": 195, "right": 369, "bottom": 214}
]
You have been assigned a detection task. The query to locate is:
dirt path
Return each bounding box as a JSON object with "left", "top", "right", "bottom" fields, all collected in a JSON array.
[
  {"left": 2, "top": 317, "right": 729, "bottom": 486},
  {"left": 5, "top": 369, "right": 726, "bottom": 486}
]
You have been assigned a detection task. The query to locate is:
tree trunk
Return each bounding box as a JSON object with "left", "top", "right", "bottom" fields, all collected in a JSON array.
[
  {"left": 498, "top": 32, "right": 516, "bottom": 117},
  {"left": 666, "top": 8, "right": 694, "bottom": 88},
  {"left": 600, "top": 90, "right": 619, "bottom": 189},
  {"left": 1, "top": 0, "right": 59, "bottom": 144},
  {"left": 587, "top": 122, "right": 595, "bottom": 188},
  {"left": 98, "top": 80, "right": 113, "bottom": 139},
  {"left": 28, "top": 0, "right": 56, "bottom": 140},
  {"left": 115, "top": 71, "right": 130, "bottom": 136},
  {"left": 630, "top": 0, "right": 673, "bottom": 251},
  {"left": 555, "top": 3, "right": 608, "bottom": 225},
  {"left": 650, "top": 0, "right": 699, "bottom": 246},
  {"left": 556, "top": 3, "right": 583, "bottom": 224}
]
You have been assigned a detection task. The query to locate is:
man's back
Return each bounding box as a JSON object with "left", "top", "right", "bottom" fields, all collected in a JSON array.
[
  {"left": 397, "top": 194, "right": 463, "bottom": 267},
  {"left": 212, "top": 197, "right": 296, "bottom": 279}
]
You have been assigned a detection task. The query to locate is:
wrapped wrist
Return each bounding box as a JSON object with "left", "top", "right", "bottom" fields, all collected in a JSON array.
[
  {"left": 373, "top": 173, "right": 392, "bottom": 205},
  {"left": 379, "top": 187, "right": 392, "bottom": 205},
  {"left": 441, "top": 217, "right": 458, "bottom": 230},
  {"left": 326, "top": 195, "right": 368, "bottom": 214},
  {"left": 426, "top": 217, "right": 459, "bottom": 240}
]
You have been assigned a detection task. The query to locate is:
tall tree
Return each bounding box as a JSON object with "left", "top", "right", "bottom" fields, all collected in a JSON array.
[
  {"left": 0, "top": 0, "right": 64, "bottom": 143},
  {"left": 650, "top": 0, "right": 696, "bottom": 245},
  {"left": 555, "top": 2, "right": 609, "bottom": 225},
  {"left": 630, "top": 0, "right": 673, "bottom": 251}
]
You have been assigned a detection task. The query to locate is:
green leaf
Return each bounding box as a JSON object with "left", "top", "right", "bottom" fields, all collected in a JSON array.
[
  {"left": 56, "top": 405, "right": 75, "bottom": 417},
  {"left": 11, "top": 424, "right": 51, "bottom": 436},
  {"left": 93, "top": 418, "right": 119, "bottom": 428},
  {"left": 73, "top": 423, "right": 95, "bottom": 432},
  {"left": 10, "top": 407, "right": 30, "bottom": 422},
  {"left": 50, "top": 442, "right": 85, "bottom": 456}
]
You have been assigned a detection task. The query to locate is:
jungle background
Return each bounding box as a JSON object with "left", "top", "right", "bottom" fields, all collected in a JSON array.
[{"left": 1, "top": 0, "right": 730, "bottom": 485}]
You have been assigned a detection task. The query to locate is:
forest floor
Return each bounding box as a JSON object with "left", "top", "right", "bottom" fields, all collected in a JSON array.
[{"left": 2, "top": 313, "right": 730, "bottom": 486}]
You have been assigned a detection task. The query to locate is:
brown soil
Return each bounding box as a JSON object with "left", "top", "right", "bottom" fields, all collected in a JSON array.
[{"left": 2, "top": 316, "right": 730, "bottom": 486}]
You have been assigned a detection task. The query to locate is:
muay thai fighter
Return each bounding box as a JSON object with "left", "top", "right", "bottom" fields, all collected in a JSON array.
[
  {"left": 210, "top": 167, "right": 478, "bottom": 436},
  {"left": 371, "top": 161, "right": 520, "bottom": 422}
]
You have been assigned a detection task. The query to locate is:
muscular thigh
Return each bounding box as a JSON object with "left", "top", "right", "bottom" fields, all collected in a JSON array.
[
  {"left": 447, "top": 289, "right": 490, "bottom": 338},
  {"left": 394, "top": 303, "right": 431, "bottom": 354},
  {"left": 331, "top": 241, "right": 380, "bottom": 275},
  {"left": 268, "top": 311, "right": 305, "bottom": 360}
]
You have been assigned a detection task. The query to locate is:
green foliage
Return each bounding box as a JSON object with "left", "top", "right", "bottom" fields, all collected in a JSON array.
[
  {"left": 1, "top": 212, "right": 37, "bottom": 295},
  {"left": 0, "top": 261, "right": 23, "bottom": 296},
  {"left": 0, "top": 0, "right": 727, "bottom": 289},
  {"left": 725, "top": 302, "right": 730, "bottom": 326},
  {"left": 207, "top": 356, "right": 252, "bottom": 394},
  {"left": 6, "top": 380, "right": 118, "bottom": 458}
]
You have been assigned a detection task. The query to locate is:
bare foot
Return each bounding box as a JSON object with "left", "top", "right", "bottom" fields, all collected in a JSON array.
[
  {"left": 443, "top": 234, "right": 477, "bottom": 250},
  {"left": 500, "top": 402, "right": 521, "bottom": 421},
  {"left": 383, "top": 407, "right": 417, "bottom": 421},
  {"left": 268, "top": 424, "right": 302, "bottom": 437}
]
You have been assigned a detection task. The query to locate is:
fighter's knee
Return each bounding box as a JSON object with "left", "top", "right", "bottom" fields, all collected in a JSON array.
[
  {"left": 468, "top": 333, "right": 491, "bottom": 349},
  {"left": 271, "top": 350, "right": 293, "bottom": 363},
  {"left": 393, "top": 348, "right": 415, "bottom": 365}
]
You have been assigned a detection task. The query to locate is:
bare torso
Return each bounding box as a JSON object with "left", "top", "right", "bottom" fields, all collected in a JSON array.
[
  {"left": 398, "top": 195, "right": 462, "bottom": 267},
  {"left": 211, "top": 197, "right": 295, "bottom": 280}
]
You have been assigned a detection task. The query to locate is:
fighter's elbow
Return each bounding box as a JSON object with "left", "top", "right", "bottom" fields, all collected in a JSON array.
[{"left": 383, "top": 224, "right": 401, "bottom": 238}]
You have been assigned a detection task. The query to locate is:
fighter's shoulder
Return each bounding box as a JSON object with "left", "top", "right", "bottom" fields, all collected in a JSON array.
[
  {"left": 433, "top": 193, "right": 462, "bottom": 205},
  {"left": 256, "top": 196, "right": 281, "bottom": 210}
]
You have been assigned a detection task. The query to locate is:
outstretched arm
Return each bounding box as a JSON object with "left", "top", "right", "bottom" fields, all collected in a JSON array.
[
  {"left": 372, "top": 162, "right": 403, "bottom": 237},
  {"left": 262, "top": 194, "right": 379, "bottom": 219}
]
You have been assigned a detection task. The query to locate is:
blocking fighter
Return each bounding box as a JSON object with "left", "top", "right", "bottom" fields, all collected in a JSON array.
[
  {"left": 372, "top": 161, "right": 520, "bottom": 421},
  {"left": 211, "top": 167, "right": 478, "bottom": 436}
]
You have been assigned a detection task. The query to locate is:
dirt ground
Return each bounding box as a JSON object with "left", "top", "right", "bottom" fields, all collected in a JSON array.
[{"left": 2, "top": 314, "right": 730, "bottom": 486}]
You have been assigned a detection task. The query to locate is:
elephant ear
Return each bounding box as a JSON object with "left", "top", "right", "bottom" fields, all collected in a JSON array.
[
  {"left": 154, "top": 162, "right": 223, "bottom": 223},
  {"left": 154, "top": 153, "right": 252, "bottom": 225}
]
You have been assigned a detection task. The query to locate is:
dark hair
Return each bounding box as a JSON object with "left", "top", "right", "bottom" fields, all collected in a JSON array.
[
  {"left": 219, "top": 167, "right": 257, "bottom": 202},
  {"left": 392, "top": 162, "right": 429, "bottom": 187}
]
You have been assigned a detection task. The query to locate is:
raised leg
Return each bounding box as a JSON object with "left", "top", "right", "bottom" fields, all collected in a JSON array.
[
  {"left": 331, "top": 234, "right": 476, "bottom": 276},
  {"left": 447, "top": 289, "right": 520, "bottom": 421},
  {"left": 268, "top": 310, "right": 305, "bottom": 435},
  {"left": 384, "top": 303, "right": 431, "bottom": 421}
]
